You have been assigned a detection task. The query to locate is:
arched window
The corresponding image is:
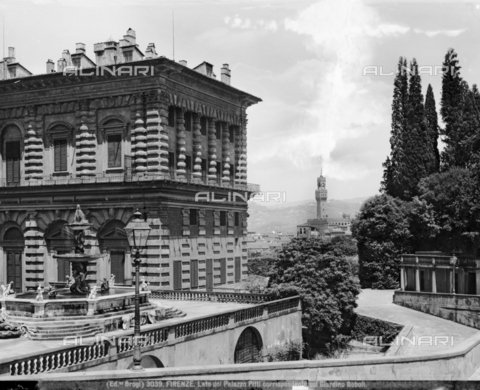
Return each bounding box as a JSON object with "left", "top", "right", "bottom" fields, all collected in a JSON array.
[
  {"left": 98, "top": 219, "right": 129, "bottom": 284},
  {"left": 2, "top": 226, "right": 25, "bottom": 293},
  {"left": 234, "top": 327, "right": 262, "bottom": 363}
]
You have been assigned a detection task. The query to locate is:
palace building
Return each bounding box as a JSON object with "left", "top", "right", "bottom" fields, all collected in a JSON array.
[
  {"left": 0, "top": 28, "right": 261, "bottom": 293},
  {"left": 297, "top": 172, "right": 351, "bottom": 238}
]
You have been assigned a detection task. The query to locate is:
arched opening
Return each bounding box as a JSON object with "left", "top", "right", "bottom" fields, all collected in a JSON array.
[
  {"left": 3, "top": 125, "right": 22, "bottom": 186},
  {"left": 234, "top": 327, "right": 263, "bottom": 364},
  {"left": 45, "top": 220, "right": 74, "bottom": 282},
  {"left": 98, "top": 220, "right": 129, "bottom": 285},
  {"left": 127, "top": 355, "right": 164, "bottom": 369},
  {"left": 2, "top": 226, "right": 25, "bottom": 293}
]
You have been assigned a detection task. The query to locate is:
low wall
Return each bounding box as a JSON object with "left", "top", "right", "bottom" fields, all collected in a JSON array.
[
  {"left": 9, "top": 332, "right": 480, "bottom": 381},
  {"left": 394, "top": 291, "right": 480, "bottom": 329},
  {"left": 0, "top": 296, "right": 302, "bottom": 376}
]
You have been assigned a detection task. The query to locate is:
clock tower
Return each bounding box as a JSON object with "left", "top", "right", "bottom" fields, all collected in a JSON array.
[{"left": 315, "top": 173, "right": 327, "bottom": 220}]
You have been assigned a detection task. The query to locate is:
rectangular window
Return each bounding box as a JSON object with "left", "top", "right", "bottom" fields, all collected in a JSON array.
[
  {"left": 220, "top": 211, "right": 227, "bottom": 226},
  {"left": 124, "top": 51, "right": 133, "bottom": 62},
  {"left": 200, "top": 117, "right": 207, "bottom": 136},
  {"left": 235, "top": 212, "right": 240, "bottom": 227},
  {"left": 173, "top": 261, "right": 182, "bottom": 290},
  {"left": 190, "top": 209, "right": 198, "bottom": 225},
  {"left": 206, "top": 259, "right": 213, "bottom": 290},
  {"left": 110, "top": 251, "right": 125, "bottom": 285},
  {"left": 184, "top": 112, "right": 192, "bottom": 132},
  {"left": 220, "top": 258, "right": 226, "bottom": 285},
  {"left": 234, "top": 257, "right": 241, "bottom": 283},
  {"left": 215, "top": 122, "right": 222, "bottom": 140},
  {"left": 107, "top": 134, "right": 122, "bottom": 168},
  {"left": 229, "top": 165, "right": 235, "bottom": 184},
  {"left": 54, "top": 139, "right": 68, "bottom": 172},
  {"left": 190, "top": 260, "right": 199, "bottom": 289},
  {"left": 72, "top": 57, "right": 81, "bottom": 68},
  {"left": 229, "top": 126, "right": 234, "bottom": 142},
  {"left": 168, "top": 106, "right": 176, "bottom": 127}
]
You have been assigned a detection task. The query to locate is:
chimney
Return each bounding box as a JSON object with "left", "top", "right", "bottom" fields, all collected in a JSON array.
[
  {"left": 221, "top": 64, "right": 231, "bottom": 85},
  {"left": 76, "top": 43, "right": 86, "bottom": 54},
  {"left": 124, "top": 28, "right": 136, "bottom": 45},
  {"left": 179, "top": 60, "right": 187, "bottom": 67},
  {"left": 57, "top": 58, "right": 66, "bottom": 73},
  {"left": 8, "top": 47, "right": 14, "bottom": 58},
  {"left": 145, "top": 43, "right": 158, "bottom": 59},
  {"left": 46, "top": 59, "right": 55, "bottom": 73}
]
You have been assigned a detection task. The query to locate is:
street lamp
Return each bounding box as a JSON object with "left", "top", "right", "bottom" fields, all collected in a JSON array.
[{"left": 125, "top": 208, "right": 151, "bottom": 371}]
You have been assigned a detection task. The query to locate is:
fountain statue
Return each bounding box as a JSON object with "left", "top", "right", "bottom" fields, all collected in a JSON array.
[
  {"left": 100, "top": 278, "right": 110, "bottom": 292},
  {"left": 1, "top": 282, "right": 14, "bottom": 298},
  {"left": 88, "top": 286, "right": 99, "bottom": 300},
  {"left": 53, "top": 205, "right": 104, "bottom": 296},
  {"left": 35, "top": 286, "right": 44, "bottom": 302},
  {"left": 47, "top": 286, "right": 57, "bottom": 299},
  {"left": 140, "top": 277, "right": 150, "bottom": 292},
  {"left": 109, "top": 274, "right": 115, "bottom": 288}
]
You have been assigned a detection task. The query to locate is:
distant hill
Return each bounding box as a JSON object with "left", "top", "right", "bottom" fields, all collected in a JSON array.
[{"left": 247, "top": 196, "right": 371, "bottom": 234}]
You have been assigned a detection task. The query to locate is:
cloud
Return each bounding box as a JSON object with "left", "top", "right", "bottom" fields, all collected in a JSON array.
[
  {"left": 225, "top": 15, "right": 278, "bottom": 31},
  {"left": 248, "top": 0, "right": 394, "bottom": 181},
  {"left": 413, "top": 28, "right": 466, "bottom": 37}
]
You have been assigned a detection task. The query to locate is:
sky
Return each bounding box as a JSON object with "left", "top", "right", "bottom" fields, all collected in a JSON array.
[{"left": 1, "top": 0, "right": 480, "bottom": 202}]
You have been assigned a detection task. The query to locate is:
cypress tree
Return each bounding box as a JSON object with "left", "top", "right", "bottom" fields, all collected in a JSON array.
[
  {"left": 381, "top": 57, "right": 409, "bottom": 198},
  {"left": 440, "top": 48, "right": 464, "bottom": 169},
  {"left": 424, "top": 84, "right": 440, "bottom": 172}
]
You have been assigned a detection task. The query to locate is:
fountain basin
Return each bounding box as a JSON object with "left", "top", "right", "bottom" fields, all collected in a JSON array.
[{"left": 0, "top": 288, "right": 151, "bottom": 318}]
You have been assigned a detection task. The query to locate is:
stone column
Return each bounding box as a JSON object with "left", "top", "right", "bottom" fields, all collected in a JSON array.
[
  {"left": 432, "top": 261, "right": 437, "bottom": 293},
  {"left": 145, "top": 90, "right": 164, "bottom": 175},
  {"left": 239, "top": 112, "right": 248, "bottom": 184},
  {"left": 207, "top": 118, "right": 217, "bottom": 184},
  {"left": 222, "top": 123, "right": 231, "bottom": 184},
  {"left": 415, "top": 257, "right": 420, "bottom": 292},
  {"left": 75, "top": 99, "right": 96, "bottom": 178},
  {"left": 24, "top": 106, "right": 43, "bottom": 181},
  {"left": 400, "top": 257, "right": 405, "bottom": 291},
  {"left": 176, "top": 108, "right": 186, "bottom": 179},
  {"left": 192, "top": 113, "right": 202, "bottom": 181},
  {"left": 131, "top": 93, "right": 147, "bottom": 174}
]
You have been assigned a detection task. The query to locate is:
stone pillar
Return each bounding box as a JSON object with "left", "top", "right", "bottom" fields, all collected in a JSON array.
[
  {"left": 240, "top": 113, "right": 248, "bottom": 184},
  {"left": 222, "top": 123, "right": 231, "bottom": 184},
  {"left": 207, "top": 118, "right": 217, "bottom": 184},
  {"left": 144, "top": 92, "right": 162, "bottom": 175},
  {"left": 24, "top": 105, "right": 43, "bottom": 180},
  {"left": 415, "top": 257, "right": 420, "bottom": 292},
  {"left": 451, "top": 268, "right": 455, "bottom": 294},
  {"left": 75, "top": 99, "right": 96, "bottom": 178},
  {"left": 432, "top": 263, "right": 437, "bottom": 293},
  {"left": 400, "top": 257, "right": 405, "bottom": 291},
  {"left": 176, "top": 108, "right": 186, "bottom": 179},
  {"left": 24, "top": 214, "right": 46, "bottom": 290},
  {"left": 131, "top": 93, "right": 147, "bottom": 174},
  {"left": 192, "top": 113, "right": 202, "bottom": 181},
  {"left": 458, "top": 268, "right": 465, "bottom": 294}
]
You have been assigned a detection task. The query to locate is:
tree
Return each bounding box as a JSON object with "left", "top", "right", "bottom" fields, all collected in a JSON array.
[
  {"left": 351, "top": 195, "right": 414, "bottom": 289},
  {"left": 265, "top": 237, "right": 360, "bottom": 356},
  {"left": 440, "top": 48, "right": 465, "bottom": 169},
  {"left": 381, "top": 57, "right": 409, "bottom": 198},
  {"left": 424, "top": 84, "right": 440, "bottom": 172},
  {"left": 417, "top": 168, "right": 480, "bottom": 254}
]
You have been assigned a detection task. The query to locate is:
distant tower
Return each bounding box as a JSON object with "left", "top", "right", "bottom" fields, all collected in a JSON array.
[{"left": 315, "top": 170, "right": 327, "bottom": 219}]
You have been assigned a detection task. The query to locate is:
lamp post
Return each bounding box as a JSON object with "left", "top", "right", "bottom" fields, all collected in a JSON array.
[
  {"left": 124, "top": 208, "right": 151, "bottom": 371},
  {"left": 450, "top": 254, "right": 458, "bottom": 295}
]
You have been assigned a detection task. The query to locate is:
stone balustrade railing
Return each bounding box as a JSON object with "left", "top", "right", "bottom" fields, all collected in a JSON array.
[
  {"left": 401, "top": 254, "right": 480, "bottom": 268},
  {"left": 149, "top": 289, "right": 267, "bottom": 304},
  {"left": 0, "top": 296, "right": 301, "bottom": 376}
]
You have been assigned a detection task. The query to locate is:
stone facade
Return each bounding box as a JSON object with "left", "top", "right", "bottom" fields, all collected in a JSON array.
[{"left": 0, "top": 33, "right": 261, "bottom": 293}]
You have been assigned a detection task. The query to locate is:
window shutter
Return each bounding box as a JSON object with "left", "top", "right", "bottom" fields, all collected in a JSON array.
[
  {"left": 235, "top": 257, "right": 241, "bottom": 283},
  {"left": 108, "top": 135, "right": 122, "bottom": 168},
  {"left": 110, "top": 251, "right": 125, "bottom": 284},
  {"left": 6, "top": 141, "right": 20, "bottom": 183},
  {"left": 220, "top": 258, "right": 226, "bottom": 285},
  {"left": 206, "top": 259, "right": 213, "bottom": 290},
  {"left": 60, "top": 140, "right": 67, "bottom": 171},
  {"left": 190, "top": 260, "right": 198, "bottom": 289},
  {"left": 173, "top": 261, "right": 182, "bottom": 290}
]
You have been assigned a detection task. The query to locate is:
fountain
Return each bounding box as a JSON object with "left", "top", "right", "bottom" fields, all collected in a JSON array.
[{"left": 0, "top": 205, "right": 165, "bottom": 340}]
